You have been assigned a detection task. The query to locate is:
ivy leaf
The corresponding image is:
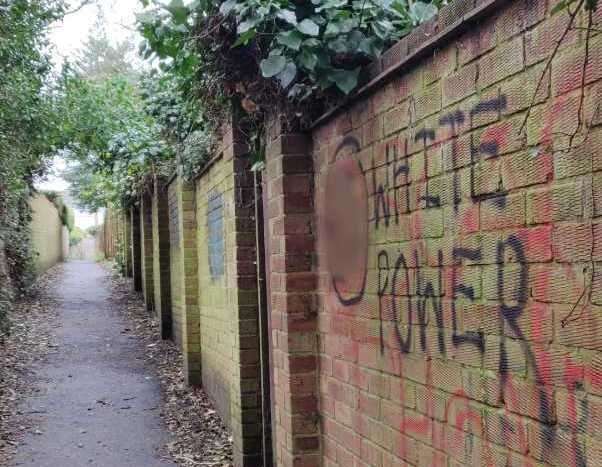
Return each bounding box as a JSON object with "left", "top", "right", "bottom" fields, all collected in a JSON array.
[
  {"left": 324, "top": 22, "right": 340, "bottom": 36},
  {"left": 372, "top": 19, "right": 394, "bottom": 40},
  {"left": 331, "top": 68, "right": 360, "bottom": 94},
  {"left": 277, "top": 62, "right": 297, "bottom": 88},
  {"left": 276, "top": 9, "right": 297, "bottom": 25},
  {"left": 299, "top": 49, "right": 318, "bottom": 71},
  {"left": 220, "top": 0, "right": 237, "bottom": 15},
  {"left": 232, "top": 29, "right": 256, "bottom": 47},
  {"left": 374, "top": 0, "right": 394, "bottom": 8},
  {"left": 165, "top": 0, "right": 189, "bottom": 25},
  {"left": 276, "top": 30, "right": 303, "bottom": 50},
  {"left": 238, "top": 17, "right": 260, "bottom": 34},
  {"left": 358, "top": 37, "right": 380, "bottom": 56},
  {"left": 260, "top": 55, "right": 287, "bottom": 77},
  {"left": 409, "top": 2, "right": 438, "bottom": 25},
  {"left": 297, "top": 19, "right": 320, "bottom": 36},
  {"left": 328, "top": 36, "right": 349, "bottom": 53}
]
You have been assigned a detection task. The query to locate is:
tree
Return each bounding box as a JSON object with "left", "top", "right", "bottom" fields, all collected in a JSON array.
[
  {"left": 75, "top": 14, "right": 138, "bottom": 81},
  {"left": 0, "top": 0, "right": 67, "bottom": 329}
]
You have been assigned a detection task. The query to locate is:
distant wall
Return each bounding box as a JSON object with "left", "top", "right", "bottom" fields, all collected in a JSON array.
[{"left": 29, "top": 194, "right": 66, "bottom": 274}]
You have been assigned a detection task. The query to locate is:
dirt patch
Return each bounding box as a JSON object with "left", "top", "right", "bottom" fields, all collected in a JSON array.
[
  {"left": 0, "top": 265, "right": 63, "bottom": 465},
  {"left": 106, "top": 265, "right": 234, "bottom": 467}
]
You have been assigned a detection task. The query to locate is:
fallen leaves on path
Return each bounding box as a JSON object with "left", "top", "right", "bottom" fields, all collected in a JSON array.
[
  {"left": 0, "top": 265, "right": 63, "bottom": 466},
  {"left": 106, "top": 265, "right": 234, "bottom": 467}
]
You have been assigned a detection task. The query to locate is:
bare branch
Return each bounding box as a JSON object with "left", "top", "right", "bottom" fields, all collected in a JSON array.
[{"left": 64, "top": 0, "right": 95, "bottom": 16}]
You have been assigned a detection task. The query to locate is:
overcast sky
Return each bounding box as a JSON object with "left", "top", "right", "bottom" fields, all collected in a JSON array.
[{"left": 38, "top": 0, "right": 142, "bottom": 228}]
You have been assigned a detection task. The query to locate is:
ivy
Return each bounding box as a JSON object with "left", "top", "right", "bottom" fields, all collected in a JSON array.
[
  {"left": 225, "top": 0, "right": 441, "bottom": 97},
  {"left": 138, "top": 0, "right": 443, "bottom": 124}
]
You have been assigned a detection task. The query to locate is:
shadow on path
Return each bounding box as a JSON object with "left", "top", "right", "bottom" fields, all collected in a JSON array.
[{"left": 12, "top": 261, "right": 173, "bottom": 467}]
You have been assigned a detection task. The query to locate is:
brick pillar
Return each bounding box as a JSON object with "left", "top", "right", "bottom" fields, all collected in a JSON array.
[
  {"left": 264, "top": 122, "right": 320, "bottom": 467},
  {"left": 123, "top": 209, "right": 133, "bottom": 278},
  {"left": 176, "top": 176, "right": 201, "bottom": 385},
  {"left": 131, "top": 205, "right": 142, "bottom": 292},
  {"left": 227, "top": 122, "right": 263, "bottom": 467},
  {"left": 140, "top": 192, "right": 154, "bottom": 311},
  {"left": 153, "top": 176, "right": 172, "bottom": 339}
]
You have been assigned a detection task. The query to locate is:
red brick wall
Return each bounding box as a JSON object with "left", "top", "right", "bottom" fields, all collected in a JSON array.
[{"left": 289, "top": 0, "right": 602, "bottom": 466}]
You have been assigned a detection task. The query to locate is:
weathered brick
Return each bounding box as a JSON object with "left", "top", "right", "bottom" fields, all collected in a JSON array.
[
  {"left": 553, "top": 222, "right": 593, "bottom": 262},
  {"left": 442, "top": 63, "right": 477, "bottom": 106},
  {"left": 500, "top": 62, "right": 550, "bottom": 116},
  {"left": 414, "top": 84, "right": 443, "bottom": 121},
  {"left": 527, "top": 182, "right": 584, "bottom": 224},
  {"left": 480, "top": 192, "right": 526, "bottom": 231},
  {"left": 525, "top": 11, "right": 580, "bottom": 66},
  {"left": 501, "top": 150, "right": 553, "bottom": 190},
  {"left": 458, "top": 16, "right": 496, "bottom": 65},
  {"left": 478, "top": 36, "right": 524, "bottom": 89},
  {"left": 551, "top": 35, "right": 602, "bottom": 97}
]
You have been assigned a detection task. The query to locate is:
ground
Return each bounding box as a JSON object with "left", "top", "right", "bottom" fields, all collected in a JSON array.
[{"left": 0, "top": 261, "right": 233, "bottom": 467}]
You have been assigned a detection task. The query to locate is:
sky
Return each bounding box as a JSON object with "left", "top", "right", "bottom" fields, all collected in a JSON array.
[{"left": 37, "top": 0, "right": 142, "bottom": 229}]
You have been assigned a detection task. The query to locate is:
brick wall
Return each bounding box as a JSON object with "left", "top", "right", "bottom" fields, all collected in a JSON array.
[
  {"left": 167, "top": 174, "right": 201, "bottom": 385},
  {"left": 301, "top": 0, "right": 602, "bottom": 466},
  {"left": 102, "top": 1, "right": 602, "bottom": 465},
  {"left": 168, "top": 179, "right": 183, "bottom": 348},
  {"left": 123, "top": 209, "right": 133, "bottom": 278},
  {"left": 131, "top": 205, "right": 142, "bottom": 292},
  {"left": 141, "top": 192, "right": 155, "bottom": 311},
  {"left": 153, "top": 176, "right": 172, "bottom": 339},
  {"left": 195, "top": 121, "right": 263, "bottom": 467},
  {"left": 264, "top": 126, "right": 319, "bottom": 467}
]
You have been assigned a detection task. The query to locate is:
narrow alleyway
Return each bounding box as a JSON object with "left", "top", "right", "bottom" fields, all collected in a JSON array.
[{"left": 12, "top": 261, "right": 174, "bottom": 467}]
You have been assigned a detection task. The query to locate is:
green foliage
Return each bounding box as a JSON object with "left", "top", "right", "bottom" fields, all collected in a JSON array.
[
  {"left": 223, "top": 0, "right": 440, "bottom": 96},
  {"left": 0, "top": 0, "right": 67, "bottom": 330},
  {"left": 141, "top": 72, "right": 216, "bottom": 180},
  {"left": 56, "top": 21, "right": 217, "bottom": 217},
  {"left": 57, "top": 71, "right": 173, "bottom": 211},
  {"left": 137, "top": 0, "right": 443, "bottom": 123},
  {"left": 75, "top": 28, "right": 138, "bottom": 82},
  {"left": 69, "top": 226, "right": 85, "bottom": 246}
]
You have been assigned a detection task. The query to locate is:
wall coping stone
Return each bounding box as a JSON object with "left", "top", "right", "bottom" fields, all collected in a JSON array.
[{"left": 312, "top": 0, "right": 507, "bottom": 129}]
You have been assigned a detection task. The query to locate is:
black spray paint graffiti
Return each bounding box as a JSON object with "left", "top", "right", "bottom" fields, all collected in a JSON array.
[
  {"left": 326, "top": 93, "right": 587, "bottom": 466},
  {"left": 326, "top": 136, "right": 369, "bottom": 306}
]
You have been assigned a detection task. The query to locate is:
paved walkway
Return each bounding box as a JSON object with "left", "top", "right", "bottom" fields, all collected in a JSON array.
[{"left": 12, "top": 261, "right": 173, "bottom": 467}]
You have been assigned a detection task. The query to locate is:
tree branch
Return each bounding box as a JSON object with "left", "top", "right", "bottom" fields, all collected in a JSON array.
[{"left": 65, "top": 0, "right": 95, "bottom": 16}]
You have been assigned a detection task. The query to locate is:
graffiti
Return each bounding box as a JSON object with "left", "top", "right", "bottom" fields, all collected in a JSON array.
[
  {"left": 323, "top": 91, "right": 598, "bottom": 466},
  {"left": 324, "top": 136, "right": 369, "bottom": 306}
]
